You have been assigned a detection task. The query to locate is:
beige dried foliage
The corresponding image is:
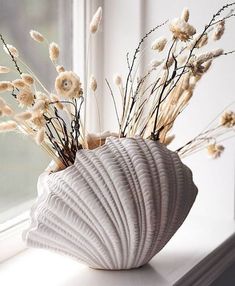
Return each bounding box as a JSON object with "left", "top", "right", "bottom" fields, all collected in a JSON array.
[
  {"left": 213, "top": 20, "right": 225, "bottom": 41},
  {"left": 181, "top": 8, "right": 190, "bottom": 22},
  {"left": 35, "top": 127, "right": 45, "bottom": 145},
  {"left": 16, "top": 88, "right": 34, "bottom": 107},
  {"left": 113, "top": 74, "right": 122, "bottom": 86},
  {"left": 90, "top": 7, "right": 102, "bottom": 34},
  {"left": 3, "top": 44, "right": 19, "bottom": 57},
  {"left": 29, "top": 30, "right": 45, "bottom": 43},
  {"left": 170, "top": 18, "right": 196, "bottom": 41},
  {"left": 2, "top": 105, "right": 13, "bottom": 116},
  {"left": 0, "top": 66, "right": 10, "bottom": 74},
  {"left": 15, "top": 111, "right": 32, "bottom": 121},
  {"left": 49, "top": 42, "right": 60, "bottom": 62},
  {"left": 13, "top": 79, "right": 27, "bottom": 89},
  {"left": 21, "top": 73, "right": 34, "bottom": 85},
  {"left": 0, "top": 120, "right": 17, "bottom": 132},
  {"left": 0, "top": 81, "right": 12, "bottom": 92},
  {"left": 31, "top": 111, "right": 46, "bottom": 128},
  {"left": 56, "top": 65, "right": 65, "bottom": 73}
]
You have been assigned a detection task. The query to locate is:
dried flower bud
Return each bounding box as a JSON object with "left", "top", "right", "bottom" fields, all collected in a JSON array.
[
  {"left": 90, "top": 7, "right": 102, "bottom": 33},
  {"left": 2, "top": 106, "right": 13, "bottom": 116},
  {"left": 35, "top": 127, "right": 45, "bottom": 145},
  {"left": 16, "top": 88, "right": 34, "bottom": 107},
  {"left": 0, "top": 120, "right": 17, "bottom": 132},
  {"left": 197, "top": 49, "right": 223, "bottom": 64},
  {"left": 49, "top": 42, "right": 60, "bottom": 62},
  {"left": 151, "top": 37, "right": 167, "bottom": 52},
  {"left": 181, "top": 8, "right": 190, "bottom": 22},
  {"left": 12, "top": 79, "right": 27, "bottom": 89},
  {"left": 207, "top": 144, "right": 224, "bottom": 159},
  {"left": 220, "top": 111, "right": 235, "bottom": 128},
  {"left": 56, "top": 65, "right": 65, "bottom": 73},
  {"left": 21, "top": 73, "right": 34, "bottom": 85},
  {"left": 29, "top": 30, "right": 45, "bottom": 43},
  {"left": 50, "top": 94, "right": 64, "bottom": 110},
  {"left": 0, "top": 81, "right": 12, "bottom": 92},
  {"left": 0, "top": 66, "right": 10, "bottom": 74},
  {"left": 163, "top": 56, "right": 174, "bottom": 69},
  {"left": 89, "top": 75, "right": 97, "bottom": 92},
  {"left": 150, "top": 59, "right": 163, "bottom": 68},
  {"left": 170, "top": 18, "right": 196, "bottom": 41},
  {"left": 31, "top": 111, "right": 46, "bottom": 128},
  {"left": 55, "top": 71, "right": 82, "bottom": 99},
  {"left": 113, "top": 74, "right": 122, "bottom": 86},
  {"left": 213, "top": 20, "right": 225, "bottom": 41},
  {"left": 15, "top": 111, "right": 32, "bottom": 121},
  {"left": 3, "top": 44, "right": 19, "bottom": 58}
]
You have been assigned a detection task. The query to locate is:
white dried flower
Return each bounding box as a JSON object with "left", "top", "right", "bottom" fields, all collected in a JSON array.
[
  {"left": 35, "top": 127, "right": 45, "bottom": 145},
  {"left": 16, "top": 88, "right": 34, "bottom": 107},
  {"left": 49, "top": 42, "right": 60, "bottom": 62},
  {"left": 55, "top": 71, "right": 82, "bottom": 99},
  {"left": 12, "top": 79, "right": 27, "bottom": 89},
  {"left": 0, "top": 120, "right": 17, "bottom": 132},
  {"left": 3, "top": 44, "right": 19, "bottom": 58},
  {"left": 113, "top": 74, "right": 122, "bottom": 86},
  {"left": 21, "top": 73, "right": 34, "bottom": 85},
  {"left": 56, "top": 65, "right": 65, "bottom": 73},
  {"left": 181, "top": 8, "right": 190, "bottom": 22},
  {"left": 170, "top": 18, "right": 196, "bottom": 41},
  {"left": 0, "top": 66, "right": 10, "bottom": 74},
  {"left": 15, "top": 111, "right": 32, "bottom": 121},
  {"left": 90, "top": 7, "right": 102, "bottom": 33},
  {"left": 89, "top": 75, "right": 97, "bottom": 92},
  {"left": 151, "top": 37, "right": 167, "bottom": 52},
  {"left": 213, "top": 20, "right": 225, "bottom": 41},
  {"left": 0, "top": 81, "right": 12, "bottom": 92},
  {"left": 29, "top": 30, "right": 45, "bottom": 43},
  {"left": 207, "top": 144, "right": 224, "bottom": 159}
]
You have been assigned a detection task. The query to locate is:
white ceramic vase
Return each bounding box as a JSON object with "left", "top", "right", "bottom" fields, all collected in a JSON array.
[{"left": 23, "top": 137, "right": 198, "bottom": 270}]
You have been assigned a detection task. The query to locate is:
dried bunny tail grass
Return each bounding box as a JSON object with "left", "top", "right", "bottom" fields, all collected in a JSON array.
[
  {"left": 113, "top": 74, "right": 122, "bottom": 86},
  {"left": 181, "top": 7, "right": 190, "bottom": 22},
  {"left": 0, "top": 97, "right": 6, "bottom": 108},
  {"left": 29, "top": 30, "right": 45, "bottom": 43},
  {"left": 90, "top": 7, "right": 102, "bottom": 33},
  {"left": 150, "top": 59, "right": 163, "bottom": 68},
  {"left": 0, "top": 66, "right": 10, "bottom": 74},
  {"left": 15, "top": 111, "right": 32, "bottom": 121},
  {"left": 50, "top": 94, "right": 64, "bottom": 110},
  {"left": 49, "top": 42, "right": 60, "bottom": 63},
  {"left": 2, "top": 105, "right": 13, "bottom": 116},
  {"left": 213, "top": 20, "right": 225, "bottom": 41},
  {"left": 12, "top": 79, "right": 27, "bottom": 89},
  {"left": 0, "top": 120, "right": 17, "bottom": 132},
  {"left": 207, "top": 143, "right": 224, "bottom": 159},
  {"left": 35, "top": 127, "right": 45, "bottom": 145},
  {"left": 197, "top": 49, "right": 224, "bottom": 64},
  {"left": 151, "top": 37, "right": 167, "bottom": 52},
  {"left": 56, "top": 65, "right": 65, "bottom": 73},
  {"left": 89, "top": 75, "right": 97, "bottom": 92},
  {"left": 21, "top": 73, "right": 34, "bottom": 85},
  {"left": 162, "top": 56, "right": 174, "bottom": 69},
  {"left": 0, "top": 81, "right": 12, "bottom": 92},
  {"left": 3, "top": 44, "right": 19, "bottom": 58},
  {"left": 188, "top": 34, "right": 208, "bottom": 49}
]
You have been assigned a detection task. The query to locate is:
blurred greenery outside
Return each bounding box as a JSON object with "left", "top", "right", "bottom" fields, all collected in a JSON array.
[{"left": 0, "top": 0, "right": 71, "bottom": 223}]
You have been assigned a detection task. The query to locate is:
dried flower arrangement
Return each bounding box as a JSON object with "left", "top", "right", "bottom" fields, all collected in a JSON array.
[{"left": 0, "top": 3, "right": 235, "bottom": 172}]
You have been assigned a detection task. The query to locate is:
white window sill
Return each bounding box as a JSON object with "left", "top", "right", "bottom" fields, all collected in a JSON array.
[{"left": 0, "top": 214, "right": 234, "bottom": 286}]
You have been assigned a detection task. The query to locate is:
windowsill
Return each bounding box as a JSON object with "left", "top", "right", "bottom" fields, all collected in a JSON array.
[{"left": 0, "top": 214, "right": 235, "bottom": 286}]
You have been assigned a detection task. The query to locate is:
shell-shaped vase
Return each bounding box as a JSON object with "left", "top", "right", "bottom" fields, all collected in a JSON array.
[{"left": 24, "top": 137, "right": 198, "bottom": 270}]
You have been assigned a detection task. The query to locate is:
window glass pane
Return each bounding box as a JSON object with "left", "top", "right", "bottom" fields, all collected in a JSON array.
[{"left": 0, "top": 0, "right": 72, "bottom": 223}]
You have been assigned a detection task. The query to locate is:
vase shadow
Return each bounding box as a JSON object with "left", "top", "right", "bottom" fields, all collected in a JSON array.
[{"left": 63, "top": 263, "right": 168, "bottom": 286}]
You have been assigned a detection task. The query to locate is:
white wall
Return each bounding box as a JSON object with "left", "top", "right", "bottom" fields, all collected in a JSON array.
[{"left": 92, "top": 0, "right": 235, "bottom": 220}]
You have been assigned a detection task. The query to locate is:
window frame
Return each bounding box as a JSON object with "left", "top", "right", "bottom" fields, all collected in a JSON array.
[{"left": 0, "top": 0, "right": 75, "bottom": 262}]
